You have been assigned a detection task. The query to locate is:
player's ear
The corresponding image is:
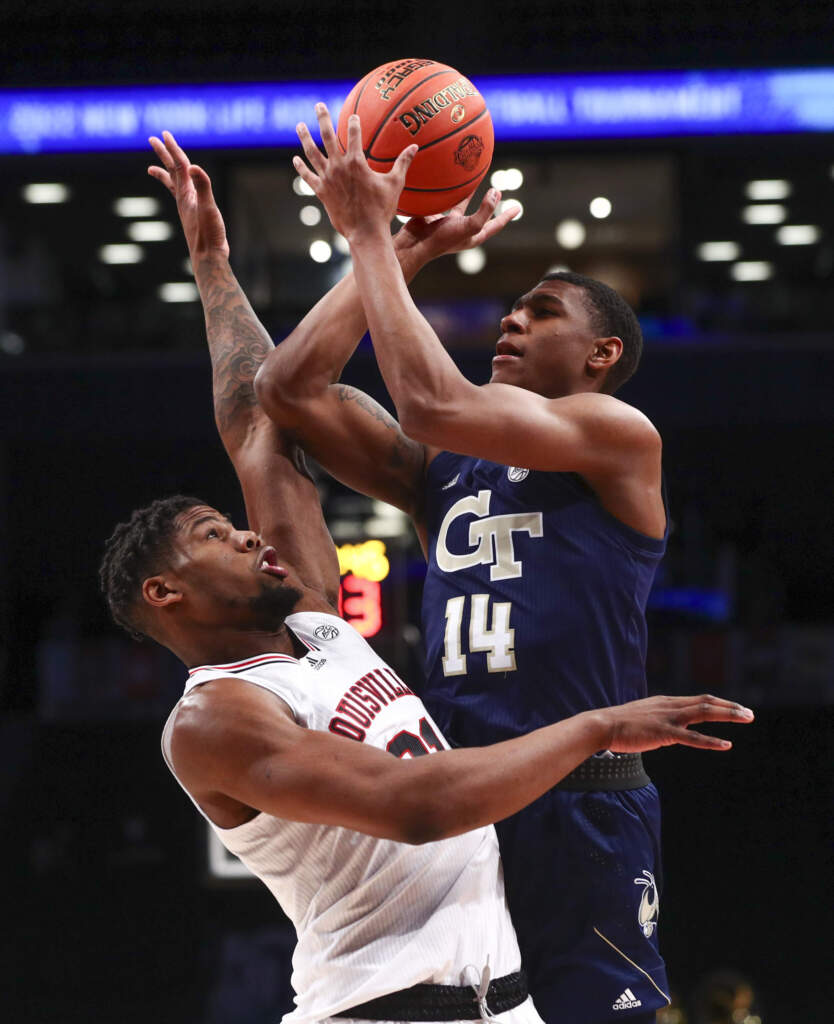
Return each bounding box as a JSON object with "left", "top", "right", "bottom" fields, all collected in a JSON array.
[
  {"left": 142, "top": 575, "right": 183, "bottom": 610},
  {"left": 588, "top": 336, "right": 623, "bottom": 371}
]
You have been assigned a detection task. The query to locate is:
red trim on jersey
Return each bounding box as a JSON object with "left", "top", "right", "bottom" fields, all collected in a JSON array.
[{"left": 187, "top": 653, "right": 298, "bottom": 677}]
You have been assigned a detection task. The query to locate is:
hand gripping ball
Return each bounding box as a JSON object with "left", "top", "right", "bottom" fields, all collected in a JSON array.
[{"left": 337, "top": 58, "right": 494, "bottom": 217}]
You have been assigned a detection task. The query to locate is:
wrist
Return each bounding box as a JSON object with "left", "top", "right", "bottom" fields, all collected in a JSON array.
[{"left": 580, "top": 708, "right": 616, "bottom": 752}]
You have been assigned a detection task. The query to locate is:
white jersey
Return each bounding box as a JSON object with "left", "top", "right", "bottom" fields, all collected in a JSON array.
[{"left": 162, "top": 611, "right": 539, "bottom": 1024}]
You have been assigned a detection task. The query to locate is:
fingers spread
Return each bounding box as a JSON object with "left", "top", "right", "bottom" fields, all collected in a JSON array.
[
  {"left": 188, "top": 165, "right": 213, "bottom": 198},
  {"left": 346, "top": 113, "right": 364, "bottom": 154},
  {"left": 292, "top": 154, "right": 320, "bottom": 193},
  {"left": 296, "top": 122, "right": 327, "bottom": 175},
  {"left": 147, "top": 165, "right": 175, "bottom": 195},
  {"left": 674, "top": 728, "right": 732, "bottom": 751},
  {"left": 315, "top": 103, "right": 340, "bottom": 157},
  {"left": 148, "top": 135, "right": 175, "bottom": 172}
]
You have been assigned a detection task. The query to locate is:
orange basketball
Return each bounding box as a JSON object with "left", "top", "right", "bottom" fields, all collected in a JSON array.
[{"left": 337, "top": 58, "right": 494, "bottom": 218}]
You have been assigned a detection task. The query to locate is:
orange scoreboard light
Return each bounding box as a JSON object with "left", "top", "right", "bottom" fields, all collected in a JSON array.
[{"left": 336, "top": 540, "right": 390, "bottom": 638}]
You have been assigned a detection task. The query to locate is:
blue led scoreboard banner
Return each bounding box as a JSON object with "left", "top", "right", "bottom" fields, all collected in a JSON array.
[{"left": 2, "top": 68, "right": 834, "bottom": 154}]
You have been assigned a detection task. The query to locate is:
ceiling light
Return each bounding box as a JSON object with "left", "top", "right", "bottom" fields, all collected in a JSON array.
[
  {"left": 396, "top": 215, "right": 411, "bottom": 223},
  {"left": 500, "top": 199, "right": 523, "bottom": 221},
  {"left": 589, "top": 196, "right": 612, "bottom": 219},
  {"left": 293, "top": 175, "right": 315, "bottom": 197},
  {"left": 159, "top": 282, "right": 199, "bottom": 302},
  {"left": 696, "top": 241, "right": 741, "bottom": 261},
  {"left": 22, "top": 183, "right": 70, "bottom": 204},
  {"left": 456, "top": 247, "right": 486, "bottom": 274},
  {"left": 491, "top": 168, "right": 523, "bottom": 191},
  {"left": 127, "top": 221, "right": 173, "bottom": 242},
  {"left": 114, "top": 196, "right": 160, "bottom": 217},
  {"left": 99, "top": 244, "right": 143, "bottom": 264},
  {"left": 745, "top": 179, "right": 791, "bottom": 201},
  {"left": 555, "top": 219, "right": 586, "bottom": 250},
  {"left": 730, "top": 261, "right": 773, "bottom": 281},
  {"left": 182, "top": 258, "right": 194, "bottom": 276},
  {"left": 742, "top": 204, "right": 786, "bottom": 225},
  {"left": 299, "top": 205, "right": 322, "bottom": 226},
  {"left": 309, "top": 240, "right": 332, "bottom": 263},
  {"left": 776, "top": 224, "right": 821, "bottom": 245},
  {"left": 332, "top": 233, "right": 350, "bottom": 255}
]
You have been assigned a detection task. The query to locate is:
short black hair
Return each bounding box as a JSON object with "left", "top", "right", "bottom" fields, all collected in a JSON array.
[
  {"left": 99, "top": 495, "right": 205, "bottom": 640},
  {"left": 540, "top": 270, "right": 643, "bottom": 393}
]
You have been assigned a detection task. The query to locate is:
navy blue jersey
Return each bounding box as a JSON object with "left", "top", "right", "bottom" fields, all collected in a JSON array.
[{"left": 421, "top": 451, "right": 667, "bottom": 743}]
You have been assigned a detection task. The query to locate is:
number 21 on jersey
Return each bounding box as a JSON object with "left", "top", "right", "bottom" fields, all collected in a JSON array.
[{"left": 442, "top": 594, "right": 516, "bottom": 675}]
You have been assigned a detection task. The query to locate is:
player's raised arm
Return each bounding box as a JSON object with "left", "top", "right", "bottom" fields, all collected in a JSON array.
[
  {"left": 292, "top": 107, "right": 664, "bottom": 532},
  {"left": 170, "top": 683, "right": 754, "bottom": 845},
  {"left": 253, "top": 107, "right": 520, "bottom": 524},
  {"left": 148, "top": 132, "right": 339, "bottom": 602}
]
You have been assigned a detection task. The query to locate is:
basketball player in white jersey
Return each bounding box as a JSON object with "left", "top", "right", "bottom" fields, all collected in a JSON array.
[{"left": 99, "top": 131, "right": 753, "bottom": 1024}]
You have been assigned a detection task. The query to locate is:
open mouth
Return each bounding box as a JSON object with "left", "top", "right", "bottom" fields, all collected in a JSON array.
[
  {"left": 257, "top": 546, "right": 289, "bottom": 579},
  {"left": 493, "top": 338, "right": 523, "bottom": 360}
]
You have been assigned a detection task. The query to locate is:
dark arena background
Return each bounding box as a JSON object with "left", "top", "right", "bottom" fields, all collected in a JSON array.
[{"left": 2, "top": 2, "right": 834, "bottom": 1021}]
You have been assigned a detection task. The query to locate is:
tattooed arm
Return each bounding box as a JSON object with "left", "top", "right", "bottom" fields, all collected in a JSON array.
[{"left": 148, "top": 132, "right": 340, "bottom": 601}]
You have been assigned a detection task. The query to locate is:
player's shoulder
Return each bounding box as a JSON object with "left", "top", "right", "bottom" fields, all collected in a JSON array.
[{"left": 557, "top": 393, "right": 661, "bottom": 452}]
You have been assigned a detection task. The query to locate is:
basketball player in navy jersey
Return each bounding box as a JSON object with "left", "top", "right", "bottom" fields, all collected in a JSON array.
[{"left": 254, "top": 106, "right": 680, "bottom": 1022}]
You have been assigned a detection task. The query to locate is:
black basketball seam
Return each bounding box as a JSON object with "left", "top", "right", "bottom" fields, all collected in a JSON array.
[
  {"left": 369, "top": 107, "right": 490, "bottom": 163},
  {"left": 365, "top": 67, "right": 468, "bottom": 155},
  {"left": 400, "top": 167, "right": 490, "bottom": 194}
]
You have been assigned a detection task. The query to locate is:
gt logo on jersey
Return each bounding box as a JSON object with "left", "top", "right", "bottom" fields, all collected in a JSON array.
[
  {"left": 435, "top": 489, "right": 543, "bottom": 581},
  {"left": 634, "top": 869, "right": 659, "bottom": 937}
]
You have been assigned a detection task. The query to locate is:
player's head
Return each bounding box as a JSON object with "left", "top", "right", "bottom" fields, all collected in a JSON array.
[
  {"left": 491, "top": 271, "right": 643, "bottom": 397},
  {"left": 99, "top": 495, "right": 302, "bottom": 653}
]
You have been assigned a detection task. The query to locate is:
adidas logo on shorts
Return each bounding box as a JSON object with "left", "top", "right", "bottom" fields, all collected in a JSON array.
[{"left": 612, "top": 988, "right": 642, "bottom": 1010}]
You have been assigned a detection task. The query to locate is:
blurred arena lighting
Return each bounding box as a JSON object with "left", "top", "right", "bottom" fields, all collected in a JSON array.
[
  {"left": 309, "top": 239, "right": 332, "bottom": 263},
  {"left": 547, "top": 264, "right": 571, "bottom": 274},
  {"left": 456, "top": 247, "right": 487, "bottom": 274},
  {"left": 99, "top": 243, "right": 143, "bottom": 264},
  {"left": 741, "top": 203, "right": 786, "bottom": 224},
  {"left": 589, "top": 196, "right": 612, "bottom": 218},
  {"left": 396, "top": 215, "right": 411, "bottom": 223},
  {"left": 745, "top": 178, "right": 791, "bottom": 200},
  {"left": 490, "top": 168, "right": 523, "bottom": 191},
  {"left": 292, "top": 175, "right": 315, "bottom": 196},
  {"left": 555, "top": 218, "right": 586, "bottom": 249},
  {"left": 182, "top": 257, "right": 193, "bottom": 275},
  {"left": 500, "top": 199, "right": 523, "bottom": 221},
  {"left": 696, "top": 241, "right": 741, "bottom": 261},
  {"left": 776, "top": 224, "right": 821, "bottom": 245},
  {"left": 332, "top": 233, "right": 350, "bottom": 255},
  {"left": 158, "top": 281, "right": 199, "bottom": 302},
  {"left": 0, "top": 331, "right": 26, "bottom": 355},
  {"left": 299, "top": 204, "right": 321, "bottom": 226},
  {"left": 730, "top": 260, "right": 773, "bottom": 281},
  {"left": 113, "top": 196, "right": 160, "bottom": 217},
  {"left": 126, "top": 220, "right": 173, "bottom": 242},
  {"left": 22, "top": 183, "right": 70, "bottom": 204}
]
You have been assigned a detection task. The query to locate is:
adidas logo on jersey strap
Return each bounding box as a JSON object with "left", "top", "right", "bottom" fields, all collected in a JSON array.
[{"left": 612, "top": 988, "right": 642, "bottom": 1010}]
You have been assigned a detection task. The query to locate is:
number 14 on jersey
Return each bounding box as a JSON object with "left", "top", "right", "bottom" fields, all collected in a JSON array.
[{"left": 442, "top": 594, "right": 516, "bottom": 675}]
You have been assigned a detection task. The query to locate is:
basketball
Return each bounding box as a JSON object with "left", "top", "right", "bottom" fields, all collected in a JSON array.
[{"left": 337, "top": 58, "right": 494, "bottom": 218}]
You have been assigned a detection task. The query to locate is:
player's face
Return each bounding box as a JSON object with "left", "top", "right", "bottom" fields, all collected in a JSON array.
[
  {"left": 490, "top": 280, "right": 598, "bottom": 397},
  {"left": 166, "top": 505, "right": 302, "bottom": 631}
]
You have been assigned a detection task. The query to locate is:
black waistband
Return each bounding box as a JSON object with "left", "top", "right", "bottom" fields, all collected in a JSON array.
[
  {"left": 555, "top": 752, "right": 650, "bottom": 791},
  {"left": 332, "top": 970, "right": 528, "bottom": 1021}
]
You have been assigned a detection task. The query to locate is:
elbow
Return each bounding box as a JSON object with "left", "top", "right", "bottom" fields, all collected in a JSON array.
[{"left": 397, "top": 396, "right": 452, "bottom": 448}]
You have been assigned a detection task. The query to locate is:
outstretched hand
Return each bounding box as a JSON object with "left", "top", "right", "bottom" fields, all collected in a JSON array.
[
  {"left": 393, "top": 191, "right": 521, "bottom": 265},
  {"left": 293, "top": 103, "right": 417, "bottom": 242},
  {"left": 603, "top": 694, "right": 754, "bottom": 753},
  {"left": 148, "top": 131, "right": 229, "bottom": 261}
]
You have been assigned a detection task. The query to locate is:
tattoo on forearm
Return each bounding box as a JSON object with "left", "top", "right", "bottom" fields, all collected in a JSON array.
[
  {"left": 198, "top": 257, "right": 273, "bottom": 435},
  {"left": 336, "top": 384, "right": 424, "bottom": 472}
]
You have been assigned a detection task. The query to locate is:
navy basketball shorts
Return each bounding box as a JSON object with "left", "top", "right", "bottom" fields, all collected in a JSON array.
[{"left": 495, "top": 783, "right": 669, "bottom": 1024}]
